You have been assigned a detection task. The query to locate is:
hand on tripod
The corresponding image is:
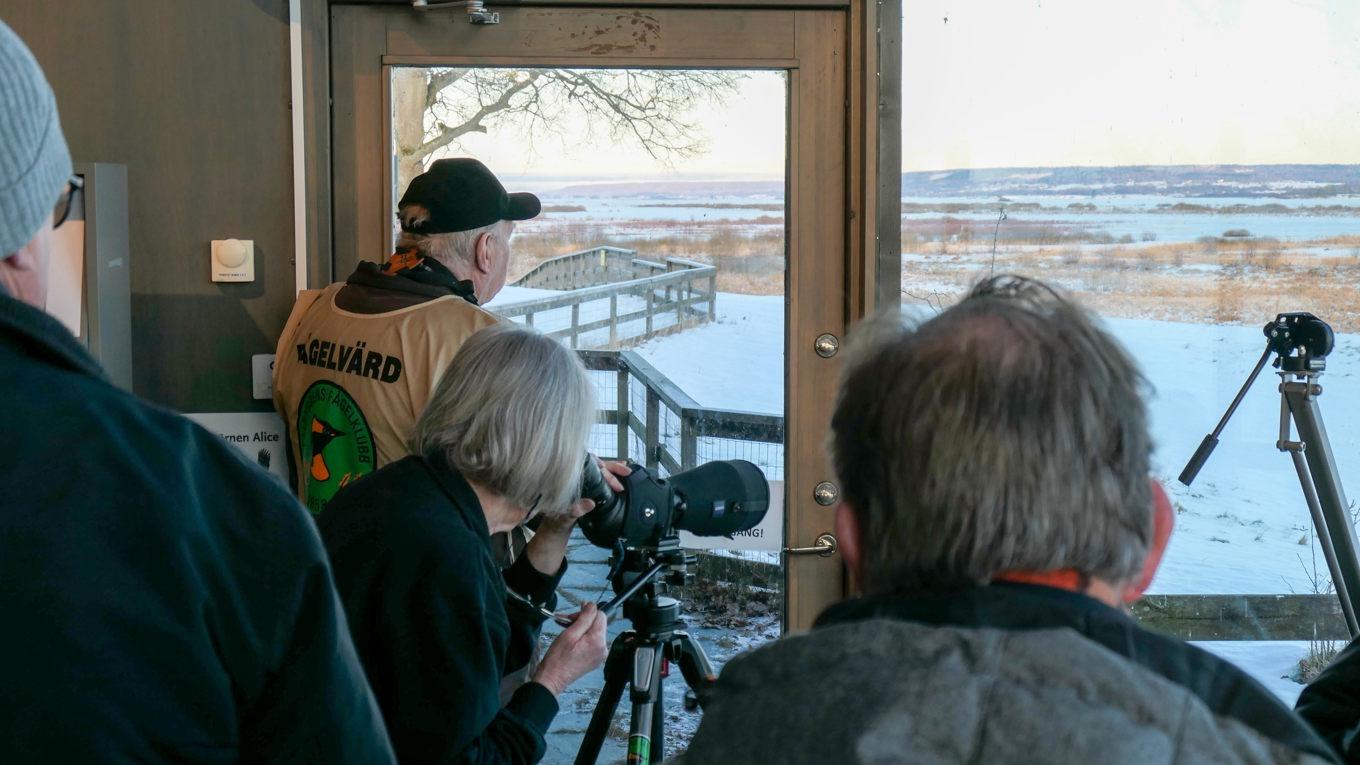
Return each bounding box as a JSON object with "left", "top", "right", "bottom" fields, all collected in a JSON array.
[{"left": 532, "top": 601, "right": 608, "bottom": 697}]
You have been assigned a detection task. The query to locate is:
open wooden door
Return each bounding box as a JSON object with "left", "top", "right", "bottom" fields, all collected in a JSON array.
[{"left": 328, "top": 1, "right": 852, "bottom": 643}]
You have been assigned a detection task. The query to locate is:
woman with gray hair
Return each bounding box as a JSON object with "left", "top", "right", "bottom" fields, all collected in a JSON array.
[{"left": 318, "top": 324, "right": 616, "bottom": 764}]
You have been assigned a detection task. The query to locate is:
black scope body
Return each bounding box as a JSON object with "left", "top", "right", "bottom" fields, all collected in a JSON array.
[{"left": 577, "top": 456, "right": 769, "bottom": 548}]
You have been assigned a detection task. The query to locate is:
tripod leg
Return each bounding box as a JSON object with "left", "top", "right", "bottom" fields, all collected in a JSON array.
[
  {"left": 1289, "top": 449, "right": 1360, "bottom": 636},
  {"left": 1285, "top": 384, "right": 1360, "bottom": 639},
  {"left": 670, "top": 631, "right": 718, "bottom": 709},
  {"left": 651, "top": 688, "right": 665, "bottom": 764},
  {"left": 575, "top": 633, "right": 635, "bottom": 765},
  {"left": 625, "top": 642, "right": 665, "bottom": 765}
]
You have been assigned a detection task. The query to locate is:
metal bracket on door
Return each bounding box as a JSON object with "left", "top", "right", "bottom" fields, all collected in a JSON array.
[{"left": 411, "top": 0, "right": 501, "bottom": 25}]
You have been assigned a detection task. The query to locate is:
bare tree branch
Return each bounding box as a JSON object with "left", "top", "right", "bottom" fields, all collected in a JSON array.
[
  {"left": 414, "top": 72, "right": 542, "bottom": 160},
  {"left": 397, "top": 67, "right": 747, "bottom": 177}
]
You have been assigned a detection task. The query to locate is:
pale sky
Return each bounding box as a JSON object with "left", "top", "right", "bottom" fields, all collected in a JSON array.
[
  {"left": 436, "top": 71, "right": 788, "bottom": 182},
  {"left": 420, "top": 0, "right": 1360, "bottom": 178},
  {"left": 904, "top": 0, "right": 1360, "bottom": 171}
]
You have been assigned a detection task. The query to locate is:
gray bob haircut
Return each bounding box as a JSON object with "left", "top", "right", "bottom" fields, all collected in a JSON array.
[
  {"left": 414, "top": 324, "right": 595, "bottom": 517},
  {"left": 831, "top": 275, "right": 1153, "bottom": 596}
]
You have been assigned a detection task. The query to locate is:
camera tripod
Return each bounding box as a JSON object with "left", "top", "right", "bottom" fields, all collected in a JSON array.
[
  {"left": 1181, "top": 312, "right": 1360, "bottom": 638},
  {"left": 575, "top": 540, "right": 718, "bottom": 765}
]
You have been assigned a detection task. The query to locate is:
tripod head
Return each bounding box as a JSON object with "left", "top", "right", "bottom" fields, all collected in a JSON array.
[
  {"left": 1265, "top": 312, "right": 1333, "bottom": 374},
  {"left": 1179, "top": 312, "right": 1336, "bottom": 486},
  {"left": 597, "top": 535, "right": 696, "bottom": 638}
]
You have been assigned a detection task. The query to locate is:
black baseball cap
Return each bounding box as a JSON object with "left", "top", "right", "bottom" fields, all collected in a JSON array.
[{"left": 396, "top": 158, "right": 541, "bottom": 234}]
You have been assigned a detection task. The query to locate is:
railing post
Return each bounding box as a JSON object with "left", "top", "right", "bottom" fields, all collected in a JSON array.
[
  {"left": 616, "top": 362, "right": 629, "bottom": 462},
  {"left": 680, "top": 413, "right": 697, "bottom": 471},
  {"left": 708, "top": 272, "right": 717, "bottom": 322},
  {"left": 525, "top": 311, "right": 534, "bottom": 328},
  {"left": 645, "top": 387, "right": 660, "bottom": 472},
  {"left": 645, "top": 289, "right": 655, "bottom": 336},
  {"left": 609, "top": 293, "right": 619, "bottom": 346},
  {"left": 570, "top": 302, "right": 580, "bottom": 349}
]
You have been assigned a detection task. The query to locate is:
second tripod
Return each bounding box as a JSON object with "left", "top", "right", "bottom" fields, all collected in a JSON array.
[
  {"left": 1180, "top": 311, "right": 1360, "bottom": 637},
  {"left": 574, "top": 543, "right": 717, "bottom": 765}
]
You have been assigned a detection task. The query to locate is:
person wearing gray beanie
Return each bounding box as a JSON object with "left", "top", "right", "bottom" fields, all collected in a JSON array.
[
  {"left": 0, "top": 19, "right": 396, "bottom": 764},
  {"left": 0, "top": 19, "right": 73, "bottom": 308}
]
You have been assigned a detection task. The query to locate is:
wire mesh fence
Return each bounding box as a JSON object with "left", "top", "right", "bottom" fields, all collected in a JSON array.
[{"left": 581, "top": 350, "right": 783, "bottom": 481}]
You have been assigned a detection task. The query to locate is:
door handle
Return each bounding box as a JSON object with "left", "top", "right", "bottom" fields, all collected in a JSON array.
[{"left": 784, "top": 533, "right": 837, "bottom": 557}]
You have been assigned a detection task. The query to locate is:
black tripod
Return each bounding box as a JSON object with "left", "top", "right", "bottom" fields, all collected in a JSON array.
[
  {"left": 1181, "top": 312, "right": 1360, "bottom": 637},
  {"left": 575, "top": 539, "right": 717, "bottom": 765}
]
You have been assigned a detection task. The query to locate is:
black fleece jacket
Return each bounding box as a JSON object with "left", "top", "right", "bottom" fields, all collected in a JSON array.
[
  {"left": 1298, "top": 636, "right": 1360, "bottom": 763},
  {"left": 319, "top": 455, "right": 565, "bottom": 764},
  {"left": 0, "top": 289, "right": 393, "bottom": 763}
]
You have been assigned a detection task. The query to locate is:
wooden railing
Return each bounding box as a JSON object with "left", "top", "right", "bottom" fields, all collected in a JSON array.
[
  {"left": 579, "top": 349, "right": 782, "bottom": 478},
  {"left": 1131, "top": 594, "right": 1349, "bottom": 641},
  {"left": 514, "top": 245, "right": 662, "bottom": 290},
  {"left": 495, "top": 248, "right": 717, "bottom": 349}
]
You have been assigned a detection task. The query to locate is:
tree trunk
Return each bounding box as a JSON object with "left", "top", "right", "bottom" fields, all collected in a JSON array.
[{"left": 391, "top": 69, "right": 429, "bottom": 197}]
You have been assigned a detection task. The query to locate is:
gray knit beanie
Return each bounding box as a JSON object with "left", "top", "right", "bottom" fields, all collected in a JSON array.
[{"left": 0, "top": 19, "right": 72, "bottom": 258}]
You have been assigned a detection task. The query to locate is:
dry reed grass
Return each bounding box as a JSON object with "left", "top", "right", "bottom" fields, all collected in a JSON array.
[
  {"left": 505, "top": 216, "right": 1360, "bottom": 332},
  {"left": 906, "top": 239, "right": 1360, "bottom": 332}
]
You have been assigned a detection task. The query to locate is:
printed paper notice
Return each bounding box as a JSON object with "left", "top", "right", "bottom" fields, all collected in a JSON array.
[{"left": 187, "top": 412, "right": 289, "bottom": 484}]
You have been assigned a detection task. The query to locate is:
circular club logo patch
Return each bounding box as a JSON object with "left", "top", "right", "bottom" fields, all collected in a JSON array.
[{"left": 297, "top": 380, "right": 375, "bottom": 513}]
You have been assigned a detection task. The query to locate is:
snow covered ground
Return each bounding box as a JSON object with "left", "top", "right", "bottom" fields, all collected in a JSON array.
[
  {"left": 625, "top": 290, "right": 1360, "bottom": 598},
  {"left": 1198, "top": 642, "right": 1315, "bottom": 706},
  {"left": 631, "top": 292, "right": 785, "bottom": 414}
]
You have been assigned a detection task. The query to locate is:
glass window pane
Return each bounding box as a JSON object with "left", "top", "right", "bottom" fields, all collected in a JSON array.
[
  {"left": 903, "top": 0, "right": 1360, "bottom": 700},
  {"left": 391, "top": 66, "right": 787, "bottom": 761}
]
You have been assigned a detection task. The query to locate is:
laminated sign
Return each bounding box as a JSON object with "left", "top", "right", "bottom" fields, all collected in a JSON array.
[{"left": 187, "top": 412, "right": 289, "bottom": 485}]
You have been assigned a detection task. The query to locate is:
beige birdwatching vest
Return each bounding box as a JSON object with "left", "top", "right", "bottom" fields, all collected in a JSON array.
[{"left": 273, "top": 283, "right": 500, "bottom": 513}]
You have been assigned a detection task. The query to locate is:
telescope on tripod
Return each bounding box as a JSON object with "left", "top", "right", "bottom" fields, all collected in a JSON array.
[
  {"left": 1180, "top": 312, "right": 1360, "bottom": 638},
  {"left": 569, "top": 458, "right": 771, "bottom": 764}
]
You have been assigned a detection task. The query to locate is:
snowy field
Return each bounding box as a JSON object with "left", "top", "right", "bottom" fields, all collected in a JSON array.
[
  {"left": 621, "top": 290, "right": 1360, "bottom": 597},
  {"left": 613, "top": 290, "right": 1360, "bottom": 698},
  {"left": 523, "top": 190, "right": 1360, "bottom": 244}
]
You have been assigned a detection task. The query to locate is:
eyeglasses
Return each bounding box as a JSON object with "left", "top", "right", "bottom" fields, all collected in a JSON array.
[{"left": 54, "top": 174, "right": 84, "bottom": 229}]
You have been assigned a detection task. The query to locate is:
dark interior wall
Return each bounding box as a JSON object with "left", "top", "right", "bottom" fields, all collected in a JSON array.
[{"left": 3, "top": 0, "right": 294, "bottom": 413}]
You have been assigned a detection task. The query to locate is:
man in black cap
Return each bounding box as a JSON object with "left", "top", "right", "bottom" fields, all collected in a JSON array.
[{"left": 274, "top": 158, "right": 541, "bottom": 515}]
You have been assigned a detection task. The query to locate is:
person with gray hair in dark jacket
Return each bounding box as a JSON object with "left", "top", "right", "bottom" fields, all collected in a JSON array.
[
  {"left": 0, "top": 20, "right": 394, "bottom": 763},
  {"left": 679, "top": 275, "right": 1336, "bottom": 764}
]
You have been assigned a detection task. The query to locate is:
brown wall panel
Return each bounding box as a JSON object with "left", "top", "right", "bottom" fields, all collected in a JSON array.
[{"left": 4, "top": 0, "right": 295, "bottom": 412}]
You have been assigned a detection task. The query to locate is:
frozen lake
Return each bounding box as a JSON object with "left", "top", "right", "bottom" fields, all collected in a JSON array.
[
  {"left": 524, "top": 191, "right": 1360, "bottom": 245},
  {"left": 902, "top": 208, "right": 1360, "bottom": 243}
]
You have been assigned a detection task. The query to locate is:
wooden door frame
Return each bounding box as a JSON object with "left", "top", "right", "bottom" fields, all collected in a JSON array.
[
  {"left": 307, "top": 0, "right": 901, "bottom": 632},
  {"left": 301, "top": 0, "right": 898, "bottom": 296}
]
